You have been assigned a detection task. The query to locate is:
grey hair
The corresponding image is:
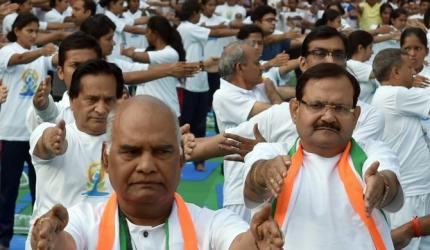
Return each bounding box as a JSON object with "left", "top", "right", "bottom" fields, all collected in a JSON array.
[
  {"left": 105, "top": 105, "right": 183, "bottom": 155},
  {"left": 372, "top": 48, "right": 409, "bottom": 82},
  {"left": 218, "top": 40, "right": 254, "bottom": 78}
]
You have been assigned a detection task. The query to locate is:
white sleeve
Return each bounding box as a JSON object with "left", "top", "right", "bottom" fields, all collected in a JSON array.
[
  {"left": 0, "top": 45, "right": 16, "bottom": 73},
  {"left": 208, "top": 209, "right": 249, "bottom": 250},
  {"left": 112, "top": 58, "right": 149, "bottom": 73},
  {"left": 25, "top": 96, "right": 59, "bottom": 132},
  {"left": 353, "top": 101, "right": 385, "bottom": 141},
  {"left": 45, "top": 11, "right": 65, "bottom": 23},
  {"left": 361, "top": 139, "right": 404, "bottom": 213},
  {"left": 213, "top": 91, "right": 256, "bottom": 128},
  {"left": 39, "top": 21, "right": 48, "bottom": 30},
  {"left": 29, "top": 122, "right": 57, "bottom": 166},
  {"left": 395, "top": 87, "right": 430, "bottom": 118},
  {"left": 147, "top": 47, "right": 178, "bottom": 64},
  {"left": 188, "top": 25, "right": 211, "bottom": 44}
]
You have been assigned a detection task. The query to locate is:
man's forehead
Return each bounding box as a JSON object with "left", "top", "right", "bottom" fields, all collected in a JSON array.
[
  {"left": 308, "top": 37, "right": 345, "bottom": 52},
  {"left": 65, "top": 49, "right": 98, "bottom": 63},
  {"left": 303, "top": 76, "right": 354, "bottom": 100}
]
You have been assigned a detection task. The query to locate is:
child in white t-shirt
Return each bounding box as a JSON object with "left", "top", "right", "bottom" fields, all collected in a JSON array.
[
  {"left": 0, "top": 13, "right": 55, "bottom": 249},
  {"left": 123, "top": 0, "right": 149, "bottom": 50}
]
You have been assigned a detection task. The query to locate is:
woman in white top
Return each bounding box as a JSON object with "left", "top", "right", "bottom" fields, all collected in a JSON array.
[
  {"left": 347, "top": 30, "right": 379, "bottom": 103},
  {"left": 122, "top": 15, "right": 185, "bottom": 117},
  {"left": 401, "top": 27, "right": 430, "bottom": 80},
  {"left": 0, "top": 13, "right": 55, "bottom": 249}
]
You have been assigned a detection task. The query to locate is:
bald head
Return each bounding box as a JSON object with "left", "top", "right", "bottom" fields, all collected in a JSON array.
[{"left": 106, "top": 96, "right": 182, "bottom": 153}]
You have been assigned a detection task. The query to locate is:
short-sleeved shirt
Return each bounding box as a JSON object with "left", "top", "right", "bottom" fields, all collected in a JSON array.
[
  {"left": 372, "top": 85, "right": 430, "bottom": 196},
  {"left": 135, "top": 46, "right": 181, "bottom": 117},
  {"left": 214, "top": 3, "right": 247, "bottom": 21},
  {"left": 347, "top": 59, "right": 379, "bottom": 103},
  {"left": 177, "top": 21, "right": 211, "bottom": 92},
  {"left": 0, "top": 42, "right": 53, "bottom": 140},
  {"left": 359, "top": 2, "right": 381, "bottom": 31}
]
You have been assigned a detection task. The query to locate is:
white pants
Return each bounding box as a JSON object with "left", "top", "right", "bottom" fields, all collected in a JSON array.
[{"left": 390, "top": 193, "right": 430, "bottom": 250}]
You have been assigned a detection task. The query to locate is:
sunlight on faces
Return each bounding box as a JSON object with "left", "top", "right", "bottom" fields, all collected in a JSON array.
[
  {"left": 104, "top": 97, "right": 184, "bottom": 205},
  {"left": 57, "top": 49, "right": 99, "bottom": 90},
  {"left": 290, "top": 76, "right": 360, "bottom": 154},
  {"left": 70, "top": 73, "right": 117, "bottom": 135}
]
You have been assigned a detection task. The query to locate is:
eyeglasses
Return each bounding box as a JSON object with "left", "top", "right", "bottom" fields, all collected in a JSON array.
[
  {"left": 306, "top": 49, "right": 346, "bottom": 62},
  {"left": 299, "top": 99, "right": 355, "bottom": 115}
]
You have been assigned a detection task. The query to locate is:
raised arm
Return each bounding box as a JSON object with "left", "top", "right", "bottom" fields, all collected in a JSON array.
[{"left": 8, "top": 43, "right": 56, "bottom": 66}]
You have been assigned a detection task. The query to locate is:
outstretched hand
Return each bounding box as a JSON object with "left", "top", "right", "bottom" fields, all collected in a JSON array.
[
  {"left": 44, "top": 120, "right": 68, "bottom": 157},
  {"left": 33, "top": 76, "right": 52, "bottom": 110},
  {"left": 0, "top": 79, "right": 7, "bottom": 104},
  {"left": 221, "top": 124, "right": 266, "bottom": 162},
  {"left": 364, "top": 161, "right": 385, "bottom": 216},
  {"left": 31, "top": 204, "right": 69, "bottom": 250},
  {"left": 250, "top": 204, "right": 284, "bottom": 250}
]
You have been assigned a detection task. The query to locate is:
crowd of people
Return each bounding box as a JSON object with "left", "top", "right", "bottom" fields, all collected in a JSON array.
[{"left": 0, "top": 0, "right": 430, "bottom": 248}]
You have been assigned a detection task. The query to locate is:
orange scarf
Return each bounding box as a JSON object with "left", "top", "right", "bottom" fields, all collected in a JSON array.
[
  {"left": 97, "top": 192, "right": 198, "bottom": 250},
  {"left": 274, "top": 141, "right": 386, "bottom": 250}
]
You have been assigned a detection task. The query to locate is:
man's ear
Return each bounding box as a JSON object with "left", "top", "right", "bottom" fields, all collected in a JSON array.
[
  {"left": 57, "top": 65, "right": 64, "bottom": 81},
  {"left": 299, "top": 56, "right": 307, "bottom": 72},
  {"left": 352, "top": 105, "right": 361, "bottom": 127},
  {"left": 101, "top": 142, "right": 110, "bottom": 173},
  {"left": 289, "top": 98, "right": 299, "bottom": 124}
]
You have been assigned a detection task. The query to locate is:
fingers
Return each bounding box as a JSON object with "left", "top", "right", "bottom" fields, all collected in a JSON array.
[
  {"left": 251, "top": 204, "right": 271, "bottom": 240},
  {"left": 253, "top": 204, "right": 285, "bottom": 249},
  {"left": 223, "top": 154, "right": 244, "bottom": 162},
  {"left": 264, "top": 156, "right": 290, "bottom": 197},
  {"left": 179, "top": 123, "right": 190, "bottom": 135},
  {"left": 253, "top": 124, "right": 266, "bottom": 142},
  {"left": 364, "top": 161, "right": 380, "bottom": 180},
  {"left": 51, "top": 204, "right": 69, "bottom": 232}
]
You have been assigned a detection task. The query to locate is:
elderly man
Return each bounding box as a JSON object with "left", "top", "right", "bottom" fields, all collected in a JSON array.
[
  {"left": 26, "top": 60, "right": 124, "bottom": 250},
  {"left": 372, "top": 48, "right": 430, "bottom": 250},
  {"left": 213, "top": 41, "right": 282, "bottom": 220},
  {"left": 30, "top": 96, "right": 284, "bottom": 250},
  {"left": 243, "top": 63, "right": 403, "bottom": 249}
]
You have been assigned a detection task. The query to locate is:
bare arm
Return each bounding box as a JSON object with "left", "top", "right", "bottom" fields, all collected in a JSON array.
[
  {"left": 248, "top": 102, "right": 272, "bottom": 119},
  {"left": 121, "top": 47, "right": 150, "bottom": 63},
  {"left": 46, "top": 22, "right": 75, "bottom": 30},
  {"left": 209, "top": 28, "right": 238, "bottom": 37},
  {"left": 277, "top": 86, "right": 296, "bottom": 100},
  {"left": 8, "top": 43, "right": 56, "bottom": 66},
  {"left": 35, "top": 31, "right": 70, "bottom": 46},
  {"left": 123, "top": 25, "right": 147, "bottom": 35},
  {"left": 123, "top": 62, "right": 198, "bottom": 84},
  {"left": 263, "top": 78, "right": 283, "bottom": 105},
  {"left": 392, "top": 215, "right": 430, "bottom": 250}
]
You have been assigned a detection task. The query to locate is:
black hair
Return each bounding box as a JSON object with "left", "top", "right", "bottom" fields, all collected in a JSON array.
[
  {"left": 7, "top": 13, "right": 38, "bottom": 42},
  {"left": 79, "top": 0, "right": 96, "bottom": 16},
  {"left": 380, "top": 2, "right": 393, "bottom": 16},
  {"left": 425, "top": 7, "right": 430, "bottom": 28},
  {"left": 326, "top": 2, "right": 345, "bottom": 15},
  {"left": 49, "top": 0, "right": 56, "bottom": 8},
  {"left": 301, "top": 26, "right": 348, "bottom": 57},
  {"left": 251, "top": 5, "right": 276, "bottom": 22},
  {"left": 179, "top": 0, "right": 201, "bottom": 21},
  {"left": 99, "top": 0, "right": 120, "bottom": 8},
  {"left": 80, "top": 14, "right": 116, "bottom": 40},
  {"left": 58, "top": 31, "right": 103, "bottom": 67},
  {"left": 315, "top": 9, "right": 341, "bottom": 27},
  {"left": 69, "top": 59, "right": 124, "bottom": 99},
  {"left": 296, "top": 63, "right": 360, "bottom": 107},
  {"left": 146, "top": 16, "right": 186, "bottom": 61},
  {"left": 347, "top": 30, "right": 373, "bottom": 58},
  {"left": 391, "top": 8, "right": 408, "bottom": 20},
  {"left": 401, "top": 27, "right": 428, "bottom": 48},
  {"left": 11, "top": 0, "right": 28, "bottom": 5},
  {"left": 237, "top": 24, "right": 264, "bottom": 39},
  {"left": 201, "top": 0, "right": 214, "bottom": 5}
]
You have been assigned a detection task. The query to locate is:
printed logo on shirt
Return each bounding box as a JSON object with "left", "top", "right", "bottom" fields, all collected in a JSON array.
[
  {"left": 82, "top": 161, "right": 110, "bottom": 197},
  {"left": 19, "top": 69, "right": 39, "bottom": 97}
]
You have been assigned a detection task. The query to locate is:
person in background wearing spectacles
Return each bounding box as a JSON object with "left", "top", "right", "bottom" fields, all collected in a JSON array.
[
  {"left": 243, "top": 62, "right": 404, "bottom": 249},
  {"left": 372, "top": 48, "right": 430, "bottom": 250}
]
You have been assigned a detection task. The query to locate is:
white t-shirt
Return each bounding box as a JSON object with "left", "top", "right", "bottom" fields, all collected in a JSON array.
[
  {"left": 372, "top": 85, "right": 430, "bottom": 196},
  {"left": 29, "top": 122, "right": 112, "bottom": 221},
  {"left": 44, "top": 8, "right": 67, "bottom": 23},
  {"left": 104, "top": 10, "right": 134, "bottom": 60},
  {"left": 123, "top": 10, "right": 148, "bottom": 50},
  {"left": 214, "top": 3, "right": 246, "bottom": 21},
  {"left": 65, "top": 198, "right": 249, "bottom": 250},
  {"left": 177, "top": 21, "right": 210, "bottom": 92},
  {"left": 198, "top": 14, "right": 236, "bottom": 59},
  {"left": 0, "top": 42, "right": 53, "bottom": 140},
  {"left": 2, "top": 12, "right": 48, "bottom": 35},
  {"left": 347, "top": 59, "right": 379, "bottom": 103},
  {"left": 243, "top": 140, "right": 402, "bottom": 250},
  {"left": 135, "top": 46, "right": 181, "bottom": 117},
  {"left": 212, "top": 79, "right": 270, "bottom": 208},
  {"left": 26, "top": 91, "right": 74, "bottom": 132}
]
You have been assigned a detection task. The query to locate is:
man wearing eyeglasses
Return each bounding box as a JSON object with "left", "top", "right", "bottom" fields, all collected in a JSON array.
[
  {"left": 243, "top": 62, "right": 404, "bottom": 249},
  {"left": 372, "top": 48, "right": 430, "bottom": 250}
]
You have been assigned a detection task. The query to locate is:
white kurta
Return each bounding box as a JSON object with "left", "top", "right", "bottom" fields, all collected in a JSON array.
[
  {"left": 243, "top": 140, "right": 403, "bottom": 250},
  {"left": 65, "top": 198, "right": 249, "bottom": 250}
]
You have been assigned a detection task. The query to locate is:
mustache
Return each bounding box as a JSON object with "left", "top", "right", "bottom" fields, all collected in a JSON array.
[{"left": 314, "top": 122, "right": 340, "bottom": 132}]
